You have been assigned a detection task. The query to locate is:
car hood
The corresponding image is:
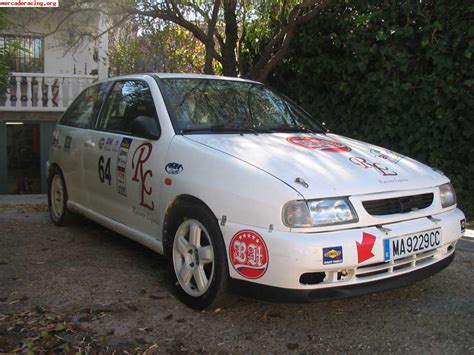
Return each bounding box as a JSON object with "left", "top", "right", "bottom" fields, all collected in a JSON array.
[{"left": 184, "top": 133, "right": 447, "bottom": 198}]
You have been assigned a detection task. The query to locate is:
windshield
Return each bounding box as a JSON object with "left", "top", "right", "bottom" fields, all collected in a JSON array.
[{"left": 159, "top": 78, "right": 325, "bottom": 134}]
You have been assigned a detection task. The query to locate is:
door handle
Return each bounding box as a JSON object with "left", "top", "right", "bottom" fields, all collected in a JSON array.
[{"left": 84, "top": 139, "right": 95, "bottom": 148}]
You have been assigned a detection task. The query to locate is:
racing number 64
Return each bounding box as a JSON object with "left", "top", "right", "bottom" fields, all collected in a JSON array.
[{"left": 98, "top": 156, "right": 111, "bottom": 185}]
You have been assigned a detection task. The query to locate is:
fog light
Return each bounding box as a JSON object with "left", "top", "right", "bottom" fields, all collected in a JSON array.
[{"left": 299, "top": 272, "right": 326, "bottom": 285}]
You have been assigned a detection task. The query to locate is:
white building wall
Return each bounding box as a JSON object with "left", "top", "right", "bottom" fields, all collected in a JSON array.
[
  {"left": 43, "top": 36, "right": 96, "bottom": 75},
  {"left": 4, "top": 14, "right": 108, "bottom": 77}
]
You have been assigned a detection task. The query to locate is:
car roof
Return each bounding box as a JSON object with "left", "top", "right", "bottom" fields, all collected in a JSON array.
[{"left": 97, "top": 73, "right": 261, "bottom": 85}]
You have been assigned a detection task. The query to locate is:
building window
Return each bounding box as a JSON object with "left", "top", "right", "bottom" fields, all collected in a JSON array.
[{"left": 0, "top": 35, "right": 44, "bottom": 73}]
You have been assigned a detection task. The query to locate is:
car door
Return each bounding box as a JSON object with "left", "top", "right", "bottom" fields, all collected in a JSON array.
[
  {"left": 52, "top": 83, "right": 104, "bottom": 207},
  {"left": 83, "top": 78, "right": 167, "bottom": 236}
]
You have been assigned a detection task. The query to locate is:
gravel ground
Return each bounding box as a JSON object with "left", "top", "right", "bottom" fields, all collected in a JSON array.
[{"left": 1, "top": 195, "right": 473, "bottom": 353}]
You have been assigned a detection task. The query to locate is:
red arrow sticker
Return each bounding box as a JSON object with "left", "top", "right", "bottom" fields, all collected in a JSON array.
[{"left": 356, "top": 232, "right": 376, "bottom": 263}]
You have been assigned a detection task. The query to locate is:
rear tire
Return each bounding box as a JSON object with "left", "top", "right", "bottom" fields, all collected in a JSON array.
[
  {"left": 167, "top": 202, "right": 237, "bottom": 310},
  {"left": 48, "top": 166, "right": 72, "bottom": 226}
]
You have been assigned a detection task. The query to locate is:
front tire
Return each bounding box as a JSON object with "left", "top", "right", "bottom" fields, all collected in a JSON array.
[
  {"left": 48, "top": 167, "right": 72, "bottom": 226},
  {"left": 168, "top": 203, "right": 236, "bottom": 309}
]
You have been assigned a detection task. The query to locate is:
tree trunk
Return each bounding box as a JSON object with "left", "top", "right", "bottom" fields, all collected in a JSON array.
[
  {"left": 222, "top": 0, "right": 238, "bottom": 77},
  {"left": 203, "top": 42, "right": 215, "bottom": 74}
]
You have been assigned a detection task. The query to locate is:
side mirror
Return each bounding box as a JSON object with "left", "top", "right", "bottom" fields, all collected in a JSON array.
[{"left": 130, "top": 116, "right": 161, "bottom": 140}]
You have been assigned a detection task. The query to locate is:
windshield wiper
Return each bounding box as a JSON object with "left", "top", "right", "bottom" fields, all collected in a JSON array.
[
  {"left": 181, "top": 124, "right": 322, "bottom": 135},
  {"left": 181, "top": 124, "right": 265, "bottom": 134},
  {"left": 271, "top": 126, "right": 325, "bottom": 134}
]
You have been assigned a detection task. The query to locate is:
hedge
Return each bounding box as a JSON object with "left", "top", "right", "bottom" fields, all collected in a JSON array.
[{"left": 270, "top": 0, "right": 474, "bottom": 218}]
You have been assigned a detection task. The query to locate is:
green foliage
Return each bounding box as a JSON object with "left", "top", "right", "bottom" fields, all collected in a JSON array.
[
  {"left": 270, "top": 0, "right": 474, "bottom": 218},
  {"left": 109, "top": 22, "right": 205, "bottom": 76},
  {"left": 0, "top": 9, "right": 9, "bottom": 90}
]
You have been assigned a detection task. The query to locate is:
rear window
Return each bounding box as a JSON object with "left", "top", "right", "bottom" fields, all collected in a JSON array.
[{"left": 60, "top": 83, "right": 104, "bottom": 128}]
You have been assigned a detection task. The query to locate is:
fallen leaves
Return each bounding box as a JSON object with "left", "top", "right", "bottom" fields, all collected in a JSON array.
[
  {"left": 0, "top": 305, "right": 159, "bottom": 353},
  {"left": 0, "top": 306, "right": 86, "bottom": 353}
]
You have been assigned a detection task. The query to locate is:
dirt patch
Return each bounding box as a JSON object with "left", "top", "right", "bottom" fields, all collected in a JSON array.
[{"left": 1, "top": 203, "right": 473, "bottom": 353}]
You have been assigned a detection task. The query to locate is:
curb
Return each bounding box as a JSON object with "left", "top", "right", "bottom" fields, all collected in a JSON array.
[
  {"left": 464, "top": 229, "right": 474, "bottom": 239},
  {"left": 0, "top": 194, "right": 47, "bottom": 205}
]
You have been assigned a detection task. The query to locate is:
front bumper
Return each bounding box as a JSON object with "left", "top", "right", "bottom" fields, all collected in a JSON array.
[
  {"left": 230, "top": 252, "right": 454, "bottom": 302},
  {"left": 222, "top": 207, "right": 464, "bottom": 293}
]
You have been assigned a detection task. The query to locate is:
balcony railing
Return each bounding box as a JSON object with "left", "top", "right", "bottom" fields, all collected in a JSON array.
[{"left": 0, "top": 72, "right": 99, "bottom": 112}]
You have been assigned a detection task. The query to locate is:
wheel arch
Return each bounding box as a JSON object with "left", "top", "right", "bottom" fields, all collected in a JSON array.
[
  {"left": 47, "top": 162, "right": 65, "bottom": 204},
  {"left": 47, "top": 162, "right": 63, "bottom": 179},
  {"left": 162, "top": 194, "right": 219, "bottom": 257}
]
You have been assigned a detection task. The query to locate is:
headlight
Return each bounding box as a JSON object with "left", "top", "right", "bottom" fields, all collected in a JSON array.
[
  {"left": 283, "top": 198, "right": 358, "bottom": 228},
  {"left": 439, "top": 183, "right": 456, "bottom": 208},
  {"left": 282, "top": 200, "right": 312, "bottom": 227}
]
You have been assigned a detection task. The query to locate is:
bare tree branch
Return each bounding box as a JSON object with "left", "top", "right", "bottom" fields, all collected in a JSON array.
[
  {"left": 251, "top": 0, "right": 331, "bottom": 81},
  {"left": 18, "top": 0, "right": 333, "bottom": 81}
]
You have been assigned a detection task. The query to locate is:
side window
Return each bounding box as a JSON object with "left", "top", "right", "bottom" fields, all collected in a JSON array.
[
  {"left": 97, "top": 80, "right": 157, "bottom": 134},
  {"left": 60, "top": 84, "right": 102, "bottom": 128}
]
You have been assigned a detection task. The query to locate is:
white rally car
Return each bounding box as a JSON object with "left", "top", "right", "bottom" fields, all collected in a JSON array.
[{"left": 47, "top": 73, "right": 466, "bottom": 309}]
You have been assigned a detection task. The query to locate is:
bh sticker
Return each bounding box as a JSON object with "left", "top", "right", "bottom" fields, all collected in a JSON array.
[
  {"left": 322, "top": 246, "right": 343, "bottom": 265},
  {"left": 229, "top": 230, "right": 269, "bottom": 279},
  {"left": 287, "top": 137, "right": 351, "bottom": 152}
]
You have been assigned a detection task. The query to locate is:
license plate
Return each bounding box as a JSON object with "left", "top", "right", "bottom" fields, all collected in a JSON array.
[{"left": 383, "top": 228, "right": 442, "bottom": 261}]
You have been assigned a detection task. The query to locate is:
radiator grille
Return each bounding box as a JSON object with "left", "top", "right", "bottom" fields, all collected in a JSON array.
[
  {"left": 362, "top": 193, "right": 434, "bottom": 216},
  {"left": 355, "top": 249, "right": 437, "bottom": 279}
]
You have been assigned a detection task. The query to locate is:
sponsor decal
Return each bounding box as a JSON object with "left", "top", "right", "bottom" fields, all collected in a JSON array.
[
  {"left": 322, "top": 246, "right": 343, "bottom": 265},
  {"left": 369, "top": 148, "right": 402, "bottom": 164},
  {"left": 377, "top": 177, "right": 409, "bottom": 184},
  {"left": 165, "top": 162, "right": 183, "bottom": 175},
  {"left": 63, "top": 136, "right": 72, "bottom": 152},
  {"left": 132, "top": 143, "right": 154, "bottom": 210},
  {"left": 112, "top": 139, "right": 120, "bottom": 152},
  {"left": 349, "top": 157, "right": 398, "bottom": 176},
  {"left": 356, "top": 232, "right": 376, "bottom": 263},
  {"left": 52, "top": 136, "right": 62, "bottom": 150},
  {"left": 104, "top": 137, "right": 114, "bottom": 151},
  {"left": 132, "top": 206, "right": 159, "bottom": 225},
  {"left": 287, "top": 136, "right": 351, "bottom": 152},
  {"left": 98, "top": 137, "right": 105, "bottom": 150},
  {"left": 230, "top": 230, "right": 269, "bottom": 279},
  {"left": 116, "top": 138, "right": 132, "bottom": 196},
  {"left": 120, "top": 137, "right": 132, "bottom": 150},
  {"left": 461, "top": 219, "right": 466, "bottom": 233}
]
